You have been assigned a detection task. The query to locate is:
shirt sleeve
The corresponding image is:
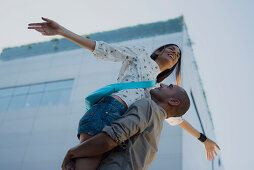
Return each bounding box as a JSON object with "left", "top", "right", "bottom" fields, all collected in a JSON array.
[
  {"left": 166, "top": 117, "right": 184, "bottom": 126},
  {"left": 93, "top": 41, "right": 143, "bottom": 62},
  {"left": 102, "top": 100, "right": 151, "bottom": 145}
]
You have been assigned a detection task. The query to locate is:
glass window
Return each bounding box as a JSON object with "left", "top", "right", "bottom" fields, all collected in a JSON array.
[
  {"left": 29, "top": 84, "right": 45, "bottom": 93},
  {"left": 25, "top": 93, "right": 42, "bottom": 108},
  {"left": 1, "top": 79, "right": 73, "bottom": 111},
  {"left": 0, "top": 88, "right": 13, "bottom": 97},
  {"left": 0, "top": 97, "right": 11, "bottom": 112},
  {"left": 58, "top": 89, "right": 72, "bottom": 104},
  {"left": 13, "top": 86, "right": 29, "bottom": 95},
  {"left": 45, "top": 80, "right": 73, "bottom": 91},
  {"left": 41, "top": 91, "right": 61, "bottom": 106},
  {"left": 8, "top": 95, "right": 27, "bottom": 110}
]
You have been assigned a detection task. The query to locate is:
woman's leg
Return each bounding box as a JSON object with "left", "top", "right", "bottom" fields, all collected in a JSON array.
[{"left": 75, "top": 133, "right": 103, "bottom": 170}]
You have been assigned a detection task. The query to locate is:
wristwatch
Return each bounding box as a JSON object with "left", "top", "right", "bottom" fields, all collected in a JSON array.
[{"left": 198, "top": 133, "right": 207, "bottom": 142}]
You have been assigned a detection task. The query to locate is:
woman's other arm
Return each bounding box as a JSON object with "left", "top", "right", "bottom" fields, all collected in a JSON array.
[
  {"left": 178, "top": 119, "right": 200, "bottom": 138},
  {"left": 28, "top": 17, "right": 95, "bottom": 51},
  {"left": 178, "top": 120, "right": 221, "bottom": 161}
]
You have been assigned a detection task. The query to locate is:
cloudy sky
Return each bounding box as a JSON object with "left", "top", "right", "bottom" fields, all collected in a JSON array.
[{"left": 1, "top": 0, "right": 253, "bottom": 169}]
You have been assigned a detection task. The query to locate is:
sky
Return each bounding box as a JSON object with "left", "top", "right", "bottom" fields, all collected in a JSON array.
[{"left": 1, "top": 0, "right": 254, "bottom": 169}]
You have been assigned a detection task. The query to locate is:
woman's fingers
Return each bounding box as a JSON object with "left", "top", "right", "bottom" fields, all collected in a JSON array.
[
  {"left": 216, "top": 144, "right": 221, "bottom": 150},
  {"left": 28, "top": 26, "right": 43, "bottom": 29},
  {"left": 28, "top": 24, "right": 47, "bottom": 32},
  {"left": 30, "top": 27, "right": 43, "bottom": 32},
  {"left": 28, "top": 22, "right": 48, "bottom": 26},
  {"left": 28, "top": 27, "right": 37, "bottom": 29},
  {"left": 214, "top": 150, "right": 217, "bottom": 156},
  {"left": 31, "top": 27, "right": 46, "bottom": 35},
  {"left": 211, "top": 152, "right": 215, "bottom": 160},
  {"left": 41, "top": 17, "right": 51, "bottom": 22},
  {"left": 206, "top": 151, "right": 210, "bottom": 161}
]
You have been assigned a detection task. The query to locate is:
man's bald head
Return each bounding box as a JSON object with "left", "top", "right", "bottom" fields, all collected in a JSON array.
[{"left": 150, "top": 84, "right": 190, "bottom": 118}]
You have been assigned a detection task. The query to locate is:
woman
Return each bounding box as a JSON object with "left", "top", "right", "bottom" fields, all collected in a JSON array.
[{"left": 28, "top": 17, "right": 220, "bottom": 170}]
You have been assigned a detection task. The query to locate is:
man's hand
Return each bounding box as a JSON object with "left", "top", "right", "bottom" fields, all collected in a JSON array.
[
  {"left": 203, "top": 138, "right": 221, "bottom": 161},
  {"left": 61, "top": 151, "right": 74, "bottom": 170}
]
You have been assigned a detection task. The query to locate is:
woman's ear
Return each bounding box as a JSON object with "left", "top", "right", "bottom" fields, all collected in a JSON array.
[
  {"left": 168, "top": 98, "right": 180, "bottom": 106},
  {"left": 155, "top": 49, "right": 162, "bottom": 55}
]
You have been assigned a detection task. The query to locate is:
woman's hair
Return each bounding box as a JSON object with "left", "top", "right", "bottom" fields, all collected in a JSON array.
[{"left": 150, "top": 44, "right": 182, "bottom": 85}]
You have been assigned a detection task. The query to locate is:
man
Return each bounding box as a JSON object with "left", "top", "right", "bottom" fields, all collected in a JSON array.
[{"left": 62, "top": 83, "right": 192, "bottom": 170}]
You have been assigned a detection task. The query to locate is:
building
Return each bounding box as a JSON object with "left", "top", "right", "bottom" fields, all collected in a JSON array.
[{"left": 0, "top": 16, "right": 223, "bottom": 170}]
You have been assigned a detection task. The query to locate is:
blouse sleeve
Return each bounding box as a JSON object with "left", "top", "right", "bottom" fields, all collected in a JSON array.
[
  {"left": 166, "top": 117, "right": 184, "bottom": 126},
  {"left": 93, "top": 41, "right": 143, "bottom": 62}
]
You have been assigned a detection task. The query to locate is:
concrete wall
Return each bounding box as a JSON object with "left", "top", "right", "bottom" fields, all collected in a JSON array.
[{"left": 181, "top": 26, "right": 223, "bottom": 170}]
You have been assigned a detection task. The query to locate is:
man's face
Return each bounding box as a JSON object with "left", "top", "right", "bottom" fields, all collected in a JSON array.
[{"left": 150, "top": 83, "right": 182, "bottom": 102}]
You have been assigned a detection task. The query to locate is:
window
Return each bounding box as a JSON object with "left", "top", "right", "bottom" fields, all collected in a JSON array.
[{"left": 0, "top": 79, "right": 73, "bottom": 112}]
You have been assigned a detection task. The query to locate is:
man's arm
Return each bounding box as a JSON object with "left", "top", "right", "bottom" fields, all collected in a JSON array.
[
  {"left": 62, "top": 132, "right": 117, "bottom": 170},
  {"left": 68, "top": 132, "right": 117, "bottom": 159}
]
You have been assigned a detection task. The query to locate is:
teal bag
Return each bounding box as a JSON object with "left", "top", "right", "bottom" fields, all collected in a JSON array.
[{"left": 85, "top": 80, "right": 157, "bottom": 110}]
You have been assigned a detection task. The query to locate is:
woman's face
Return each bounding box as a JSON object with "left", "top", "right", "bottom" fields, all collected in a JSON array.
[{"left": 155, "top": 45, "right": 180, "bottom": 69}]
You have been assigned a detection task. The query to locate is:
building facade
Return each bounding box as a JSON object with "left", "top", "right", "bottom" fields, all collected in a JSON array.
[{"left": 0, "top": 16, "right": 223, "bottom": 170}]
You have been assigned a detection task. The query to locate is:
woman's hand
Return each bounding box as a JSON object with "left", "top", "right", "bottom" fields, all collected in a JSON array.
[
  {"left": 203, "top": 138, "right": 221, "bottom": 161},
  {"left": 61, "top": 150, "right": 74, "bottom": 170},
  {"left": 63, "top": 160, "right": 75, "bottom": 170},
  {"left": 28, "top": 17, "right": 63, "bottom": 36}
]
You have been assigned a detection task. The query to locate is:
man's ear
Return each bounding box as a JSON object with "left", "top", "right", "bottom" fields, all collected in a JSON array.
[{"left": 168, "top": 98, "right": 180, "bottom": 106}]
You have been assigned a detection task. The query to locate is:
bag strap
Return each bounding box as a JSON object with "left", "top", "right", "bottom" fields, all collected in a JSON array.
[{"left": 113, "top": 79, "right": 157, "bottom": 92}]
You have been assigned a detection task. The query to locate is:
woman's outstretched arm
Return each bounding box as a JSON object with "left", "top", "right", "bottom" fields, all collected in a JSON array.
[
  {"left": 28, "top": 17, "right": 96, "bottom": 51},
  {"left": 178, "top": 119, "right": 200, "bottom": 138},
  {"left": 178, "top": 119, "right": 221, "bottom": 161}
]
